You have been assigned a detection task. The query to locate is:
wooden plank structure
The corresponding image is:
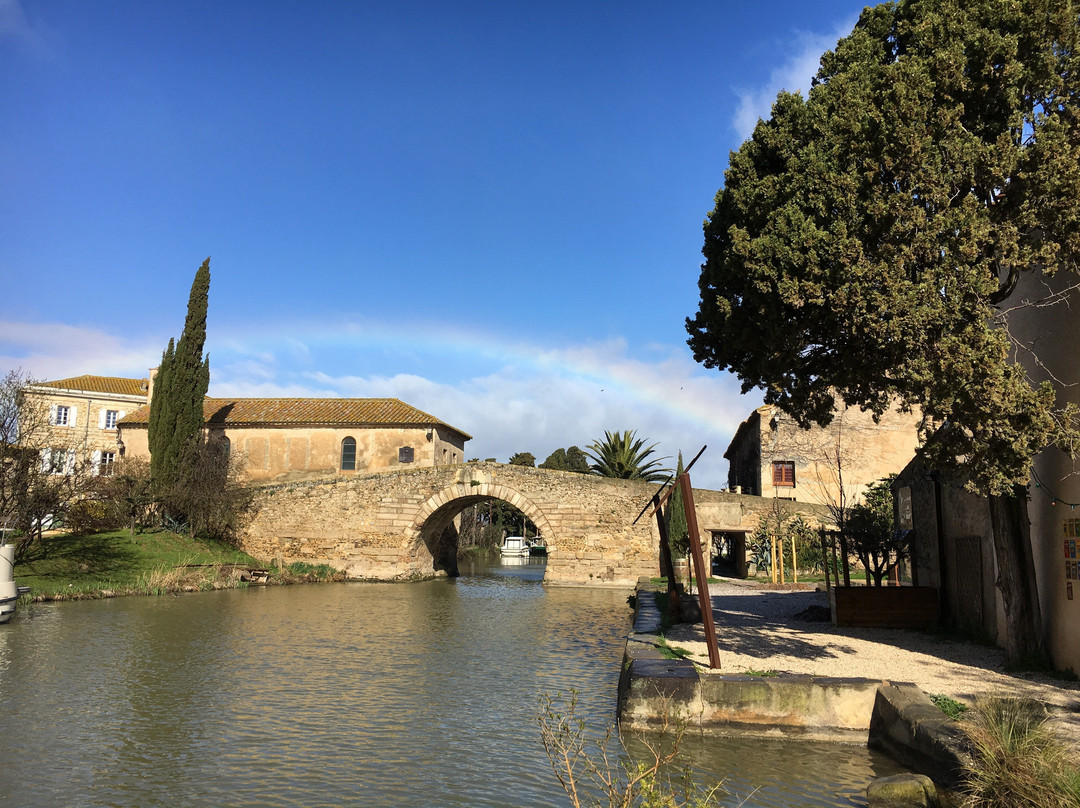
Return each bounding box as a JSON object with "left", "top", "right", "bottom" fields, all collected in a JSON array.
[
  {"left": 819, "top": 527, "right": 940, "bottom": 629},
  {"left": 635, "top": 446, "right": 721, "bottom": 669}
]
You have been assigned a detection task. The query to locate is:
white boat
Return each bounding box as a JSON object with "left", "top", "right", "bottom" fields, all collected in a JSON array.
[
  {"left": 500, "top": 536, "right": 531, "bottom": 558},
  {"left": 0, "top": 541, "right": 18, "bottom": 624}
]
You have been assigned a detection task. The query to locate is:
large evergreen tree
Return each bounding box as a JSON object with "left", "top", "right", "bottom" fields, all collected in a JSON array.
[
  {"left": 149, "top": 259, "right": 211, "bottom": 508},
  {"left": 686, "top": 0, "right": 1080, "bottom": 663}
]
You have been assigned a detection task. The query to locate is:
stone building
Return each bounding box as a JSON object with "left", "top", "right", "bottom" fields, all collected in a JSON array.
[
  {"left": 117, "top": 396, "right": 471, "bottom": 483},
  {"left": 895, "top": 267, "right": 1080, "bottom": 674},
  {"left": 724, "top": 401, "right": 922, "bottom": 513},
  {"left": 24, "top": 375, "right": 149, "bottom": 475},
  {"left": 25, "top": 373, "right": 471, "bottom": 484}
]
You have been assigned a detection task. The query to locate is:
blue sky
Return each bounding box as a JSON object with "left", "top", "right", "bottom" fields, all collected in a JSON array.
[{"left": 0, "top": 0, "right": 866, "bottom": 489}]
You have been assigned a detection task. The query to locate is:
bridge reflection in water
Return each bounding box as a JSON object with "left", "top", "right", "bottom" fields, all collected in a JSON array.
[{"left": 0, "top": 561, "right": 900, "bottom": 807}]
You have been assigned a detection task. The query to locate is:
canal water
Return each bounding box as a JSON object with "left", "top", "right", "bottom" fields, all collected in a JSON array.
[{"left": 0, "top": 559, "right": 902, "bottom": 807}]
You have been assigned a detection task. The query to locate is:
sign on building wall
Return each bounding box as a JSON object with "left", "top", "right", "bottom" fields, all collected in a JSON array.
[{"left": 1064, "top": 518, "right": 1080, "bottom": 600}]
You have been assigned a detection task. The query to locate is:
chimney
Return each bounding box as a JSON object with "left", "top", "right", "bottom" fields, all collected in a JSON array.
[{"left": 147, "top": 367, "right": 159, "bottom": 406}]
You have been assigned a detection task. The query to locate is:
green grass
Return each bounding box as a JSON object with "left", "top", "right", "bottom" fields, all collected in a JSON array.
[
  {"left": 12, "top": 529, "right": 333, "bottom": 600},
  {"left": 743, "top": 668, "right": 778, "bottom": 677},
  {"left": 929, "top": 693, "right": 969, "bottom": 720},
  {"left": 656, "top": 635, "right": 693, "bottom": 660}
]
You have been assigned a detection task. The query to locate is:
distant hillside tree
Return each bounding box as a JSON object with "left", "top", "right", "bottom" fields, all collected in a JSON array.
[
  {"left": 586, "top": 430, "right": 669, "bottom": 482},
  {"left": 539, "top": 446, "right": 590, "bottom": 473},
  {"left": 149, "top": 259, "right": 211, "bottom": 518}
]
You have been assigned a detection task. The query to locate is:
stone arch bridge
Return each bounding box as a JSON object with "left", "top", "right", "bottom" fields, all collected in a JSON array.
[{"left": 240, "top": 462, "right": 824, "bottom": 586}]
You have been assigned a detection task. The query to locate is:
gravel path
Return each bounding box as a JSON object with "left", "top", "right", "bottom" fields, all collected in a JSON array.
[{"left": 662, "top": 580, "right": 1080, "bottom": 742}]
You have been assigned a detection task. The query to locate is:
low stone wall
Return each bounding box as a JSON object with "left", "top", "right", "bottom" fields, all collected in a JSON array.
[
  {"left": 869, "top": 684, "right": 970, "bottom": 789},
  {"left": 618, "top": 585, "right": 970, "bottom": 787}
]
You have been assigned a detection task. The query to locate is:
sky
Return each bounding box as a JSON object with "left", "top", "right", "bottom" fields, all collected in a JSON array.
[{"left": 0, "top": 0, "right": 868, "bottom": 490}]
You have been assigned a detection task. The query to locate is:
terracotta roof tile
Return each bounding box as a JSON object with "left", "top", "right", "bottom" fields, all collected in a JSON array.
[
  {"left": 37, "top": 375, "right": 148, "bottom": 397},
  {"left": 119, "top": 397, "right": 471, "bottom": 438}
]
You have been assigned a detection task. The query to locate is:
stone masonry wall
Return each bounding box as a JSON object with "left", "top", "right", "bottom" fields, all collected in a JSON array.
[{"left": 240, "top": 462, "right": 831, "bottom": 585}]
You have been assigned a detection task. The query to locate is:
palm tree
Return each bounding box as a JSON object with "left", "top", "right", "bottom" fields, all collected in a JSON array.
[{"left": 585, "top": 430, "right": 670, "bottom": 482}]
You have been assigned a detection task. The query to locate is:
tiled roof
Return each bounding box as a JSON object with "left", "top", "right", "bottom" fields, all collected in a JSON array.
[
  {"left": 119, "top": 397, "right": 471, "bottom": 438},
  {"left": 36, "top": 375, "right": 148, "bottom": 397}
]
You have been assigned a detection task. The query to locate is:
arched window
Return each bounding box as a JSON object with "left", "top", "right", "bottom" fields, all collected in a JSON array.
[
  {"left": 221, "top": 436, "right": 231, "bottom": 457},
  {"left": 341, "top": 437, "right": 357, "bottom": 471}
]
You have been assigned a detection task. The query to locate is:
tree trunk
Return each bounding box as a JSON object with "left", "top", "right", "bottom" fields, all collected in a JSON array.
[{"left": 988, "top": 489, "right": 1047, "bottom": 666}]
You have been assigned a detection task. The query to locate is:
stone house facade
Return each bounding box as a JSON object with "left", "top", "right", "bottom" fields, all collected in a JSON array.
[
  {"left": 25, "top": 373, "right": 471, "bottom": 484},
  {"left": 24, "top": 375, "right": 149, "bottom": 476},
  {"left": 724, "top": 401, "right": 922, "bottom": 513},
  {"left": 117, "top": 396, "right": 471, "bottom": 483}
]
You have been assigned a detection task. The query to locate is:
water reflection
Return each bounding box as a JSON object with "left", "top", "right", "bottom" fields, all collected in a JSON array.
[{"left": 0, "top": 560, "right": 901, "bottom": 807}]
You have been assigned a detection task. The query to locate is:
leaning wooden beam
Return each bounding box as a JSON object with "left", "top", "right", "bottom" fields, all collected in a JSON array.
[{"left": 680, "top": 472, "right": 721, "bottom": 670}]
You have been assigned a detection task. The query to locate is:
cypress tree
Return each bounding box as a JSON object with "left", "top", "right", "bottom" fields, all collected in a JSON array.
[
  {"left": 149, "top": 259, "right": 211, "bottom": 505},
  {"left": 665, "top": 452, "right": 689, "bottom": 559}
]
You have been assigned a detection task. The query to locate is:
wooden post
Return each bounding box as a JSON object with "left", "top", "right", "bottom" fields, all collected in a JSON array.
[
  {"left": 778, "top": 533, "right": 786, "bottom": 585},
  {"left": 679, "top": 473, "right": 721, "bottom": 670},
  {"left": 820, "top": 528, "right": 831, "bottom": 593},
  {"left": 839, "top": 530, "right": 851, "bottom": 588},
  {"left": 792, "top": 535, "right": 798, "bottom": 584}
]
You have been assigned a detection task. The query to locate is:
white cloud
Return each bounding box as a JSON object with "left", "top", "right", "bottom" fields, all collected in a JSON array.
[
  {"left": 1, "top": 317, "right": 761, "bottom": 490},
  {"left": 214, "top": 338, "right": 759, "bottom": 490},
  {"left": 732, "top": 18, "right": 856, "bottom": 142},
  {"left": 0, "top": 320, "right": 163, "bottom": 381}
]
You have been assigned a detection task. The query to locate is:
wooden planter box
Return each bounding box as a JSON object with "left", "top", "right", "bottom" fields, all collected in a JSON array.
[{"left": 830, "top": 585, "right": 939, "bottom": 629}]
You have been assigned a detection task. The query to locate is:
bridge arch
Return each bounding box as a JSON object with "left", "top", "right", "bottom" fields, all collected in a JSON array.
[{"left": 405, "top": 482, "right": 556, "bottom": 576}]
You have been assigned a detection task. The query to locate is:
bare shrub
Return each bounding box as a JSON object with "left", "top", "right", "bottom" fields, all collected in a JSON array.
[{"left": 537, "top": 691, "right": 726, "bottom": 808}]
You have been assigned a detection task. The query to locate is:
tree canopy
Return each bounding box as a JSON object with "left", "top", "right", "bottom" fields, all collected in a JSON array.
[
  {"left": 686, "top": 0, "right": 1080, "bottom": 497},
  {"left": 539, "top": 446, "right": 591, "bottom": 474},
  {"left": 586, "top": 430, "right": 669, "bottom": 482},
  {"left": 846, "top": 476, "right": 909, "bottom": 587},
  {"left": 507, "top": 452, "right": 536, "bottom": 467},
  {"left": 686, "top": 0, "right": 1080, "bottom": 663}
]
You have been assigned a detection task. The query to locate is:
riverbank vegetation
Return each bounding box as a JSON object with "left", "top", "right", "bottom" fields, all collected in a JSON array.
[
  {"left": 13, "top": 528, "right": 342, "bottom": 602},
  {"left": 538, "top": 691, "right": 723, "bottom": 808},
  {"left": 959, "top": 698, "right": 1080, "bottom": 808}
]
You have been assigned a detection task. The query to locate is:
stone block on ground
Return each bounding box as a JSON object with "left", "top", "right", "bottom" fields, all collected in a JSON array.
[{"left": 866, "top": 773, "right": 939, "bottom": 807}]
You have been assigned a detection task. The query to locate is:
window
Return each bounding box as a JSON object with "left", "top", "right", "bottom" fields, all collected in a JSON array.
[
  {"left": 340, "top": 437, "right": 356, "bottom": 471},
  {"left": 54, "top": 405, "right": 70, "bottom": 426},
  {"left": 100, "top": 451, "right": 116, "bottom": 476},
  {"left": 772, "top": 461, "right": 795, "bottom": 487},
  {"left": 44, "top": 448, "right": 72, "bottom": 475},
  {"left": 104, "top": 410, "right": 119, "bottom": 430}
]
